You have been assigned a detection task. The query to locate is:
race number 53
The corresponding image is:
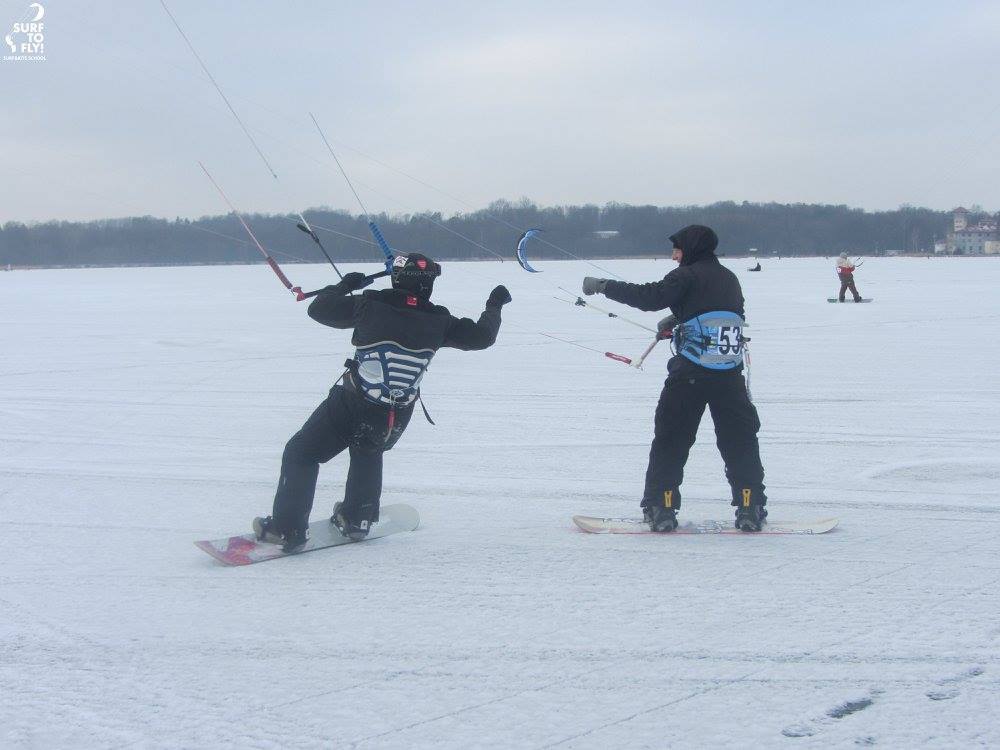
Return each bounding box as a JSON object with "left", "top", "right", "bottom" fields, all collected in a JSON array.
[{"left": 718, "top": 326, "right": 742, "bottom": 354}]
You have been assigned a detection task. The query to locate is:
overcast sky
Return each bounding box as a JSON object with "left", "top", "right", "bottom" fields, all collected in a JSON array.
[{"left": 3, "top": 1, "right": 999, "bottom": 224}]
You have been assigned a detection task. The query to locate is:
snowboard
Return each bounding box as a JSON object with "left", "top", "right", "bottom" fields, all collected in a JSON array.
[
  {"left": 195, "top": 503, "right": 420, "bottom": 565},
  {"left": 827, "top": 298, "right": 873, "bottom": 303},
  {"left": 573, "top": 515, "right": 838, "bottom": 535}
]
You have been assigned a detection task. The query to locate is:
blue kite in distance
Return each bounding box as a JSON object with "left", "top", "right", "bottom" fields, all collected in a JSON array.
[{"left": 516, "top": 229, "right": 543, "bottom": 273}]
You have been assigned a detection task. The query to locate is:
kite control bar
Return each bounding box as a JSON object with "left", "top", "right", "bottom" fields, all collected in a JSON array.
[
  {"left": 604, "top": 351, "right": 634, "bottom": 365},
  {"left": 605, "top": 327, "right": 674, "bottom": 369}
]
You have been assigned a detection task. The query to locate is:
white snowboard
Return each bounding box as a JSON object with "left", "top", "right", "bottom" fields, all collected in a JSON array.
[
  {"left": 196, "top": 504, "right": 420, "bottom": 565},
  {"left": 573, "top": 515, "right": 838, "bottom": 535}
]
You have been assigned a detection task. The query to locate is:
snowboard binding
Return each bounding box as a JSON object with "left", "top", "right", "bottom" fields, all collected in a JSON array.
[
  {"left": 331, "top": 502, "right": 376, "bottom": 541},
  {"left": 252, "top": 516, "right": 310, "bottom": 553}
]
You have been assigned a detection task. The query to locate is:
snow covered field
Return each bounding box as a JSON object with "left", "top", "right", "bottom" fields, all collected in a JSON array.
[{"left": 2, "top": 256, "right": 999, "bottom": 748}]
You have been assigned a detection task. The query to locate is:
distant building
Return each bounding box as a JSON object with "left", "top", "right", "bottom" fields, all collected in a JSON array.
[{"left": 947, "top": 207, "right": 1000, "bottom": 254}]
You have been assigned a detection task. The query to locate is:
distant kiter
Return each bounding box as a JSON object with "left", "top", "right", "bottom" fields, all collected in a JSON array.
[{"left": 835, "top": 253, "right": 863, "bottom": 302}]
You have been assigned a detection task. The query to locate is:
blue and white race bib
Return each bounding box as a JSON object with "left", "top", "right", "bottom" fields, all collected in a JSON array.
[{"left": 673, "top": 311, "right": 746, "bottom": 370}]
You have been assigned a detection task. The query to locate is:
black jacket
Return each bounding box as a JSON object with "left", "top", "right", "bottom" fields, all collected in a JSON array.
[
  {"left": 603, "top": 237, "right": 745, "bottom": 378},
  {"left": 308, "top": 285, "right": 501, "bottom": 366}
]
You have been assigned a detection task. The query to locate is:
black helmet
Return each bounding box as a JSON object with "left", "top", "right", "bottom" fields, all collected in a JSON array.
[{"left": 391, "top": 253, "right": 441, "bottom": 299}]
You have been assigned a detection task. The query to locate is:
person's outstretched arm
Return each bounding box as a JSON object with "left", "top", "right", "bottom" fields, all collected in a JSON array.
[
  {"left": 307, "top": 273, "right": 372, "bottom": 328},
  {"left": 441, "top": 285, "right": 511, "bottom": 350},
  {"left": 582, "top": 268, "right": 693, "bottom": 312}
]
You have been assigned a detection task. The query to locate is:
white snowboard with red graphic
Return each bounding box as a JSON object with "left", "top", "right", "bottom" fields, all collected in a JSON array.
[{"left": 195, "top": 504, "right": 419, "bottom": 565}]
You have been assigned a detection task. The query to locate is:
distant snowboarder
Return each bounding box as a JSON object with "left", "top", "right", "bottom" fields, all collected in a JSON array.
[
  {"left": 254, "top": 254, "right": 511, "bottom": 550},
  {"left": 581, "top": 225, "right": 767, "bottom": 532},
  {"left": 748, "top": 262, "right": 761, "bottom": 272},
  {"left": 836, "top": 252, "right": 863, "bottom": 302}
]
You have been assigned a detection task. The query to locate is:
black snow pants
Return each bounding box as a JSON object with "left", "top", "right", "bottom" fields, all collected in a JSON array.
[
  {"left": 641, "top": 373, "right": 766, "bottom": 512},
  {"left": 838, "top": 278, "right": 861, "bottom": 302},
  {"left": 271, "top": 384, "right": 414, "bottom": 533}
]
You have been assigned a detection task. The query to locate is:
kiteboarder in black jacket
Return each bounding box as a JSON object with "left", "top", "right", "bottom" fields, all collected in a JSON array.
[
  {"left": 255, "top": 253, "right": 510, "bottom": 550},
  {"left": 582, "top": 225, "right": 767, "bottom": 532}
]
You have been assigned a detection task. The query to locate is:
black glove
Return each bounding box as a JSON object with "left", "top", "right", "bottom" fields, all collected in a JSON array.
[
  {"left": 487, "top": 285, "right": 512, "bottom": 308},
  {"left": 582, "top": 277, "right": 608, "bottom": 295},
  {"left": 339, "top": 272, "right": 372, "bottom": 293}
]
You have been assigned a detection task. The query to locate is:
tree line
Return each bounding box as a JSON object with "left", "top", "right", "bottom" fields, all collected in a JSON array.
[{"left": 0, "top": 200, "right": 954, "bottom": 268}]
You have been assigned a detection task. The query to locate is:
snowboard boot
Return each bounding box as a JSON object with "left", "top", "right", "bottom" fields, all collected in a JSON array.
[
  {"left": 734, "top": 505, "right": 767, "bottom": 532},
  {"left": 253, "top": 516, "right": 309, "bottom": 552},
  {"left": 733, "top": 487, "right": 768, "bottom": 532},
  {"left": 331, "top": 501, "right": 376, "bottom": 541},
  {"left": 644, "top": 506, "right": 679, "bottom": 533},
  {"left": 280, "top": 526, "right": 309, "bottom": 553},
  {"left": 643, "top": 488, "right": 680, "bottom": 532}
]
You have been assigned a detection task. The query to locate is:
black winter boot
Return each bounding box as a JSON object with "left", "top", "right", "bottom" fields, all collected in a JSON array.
[
  {"left": 644, "top": 506, "right": 679, "bottom": 533},
  {"left": 280, "top": 526, "right": 310, "bottom": 553},
  {"left": 732, "top": 487, "right": 768, "bottom": 532},
  {"left": 735, "top": 505, "right": 767, "bottom": 532}
]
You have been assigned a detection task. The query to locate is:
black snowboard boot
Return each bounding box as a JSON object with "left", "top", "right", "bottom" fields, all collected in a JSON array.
[
  {"left": 331, "top": 501, "right": 376, "bottom": 541},
  {"left": 644, "top": 506, "right": 679, "bottom": 533},
  {"left": 253, "top": 516, "right": 309, "bottom": 552},
  {"left": 280, "top": 527, "right": 309, "bottom": 553},
  {"left": 734, "top": 505, "right": 767, "bottom": 532},
  {"left": 734, "top": 504, "right": 768, "bottom": 532},
  {"left": 732, "top": 487, "right": 767, "bottom": 532}
]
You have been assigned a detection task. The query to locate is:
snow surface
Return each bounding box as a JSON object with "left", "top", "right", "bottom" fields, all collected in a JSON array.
[{"left": 1, "top": 257, "right": 999, "bottom": 749}]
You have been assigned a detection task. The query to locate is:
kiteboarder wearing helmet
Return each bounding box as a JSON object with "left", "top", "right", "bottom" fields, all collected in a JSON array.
[{"left": 253, "top": 253, "right": 511, "bottom": 549}]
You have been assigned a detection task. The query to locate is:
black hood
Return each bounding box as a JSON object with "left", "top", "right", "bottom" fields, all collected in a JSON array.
[{"left": 669, "top": 225, "right": 718, "bottom": 266}]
